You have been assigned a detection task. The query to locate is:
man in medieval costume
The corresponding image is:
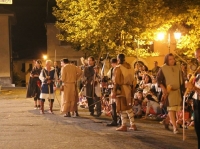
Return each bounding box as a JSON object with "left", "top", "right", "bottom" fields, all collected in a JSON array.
[
  {"left": 106, "top": 58, "right": 119, "bottom": 126},
  {"left": 157, "top": 53, "right": 184, "bottom": 134},
  {"left": 61, "top": 59, "right": 82, "bottom": 117},
  {"left": 84, "top": 56, "right": 102, "bottom": 117},
  {"left": 39, "top": 60, "right": 58, "bottom": 114},
  {"left": 111, "top": 54, "right": 137, "bottom": 131},
  {"left": 59, "top": 58, "right": 68, "bottom": 115}
]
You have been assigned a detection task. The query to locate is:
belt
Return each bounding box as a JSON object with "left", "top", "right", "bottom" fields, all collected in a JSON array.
[{"left": 64, "top": 82, "right": 75, "bottom": 84}]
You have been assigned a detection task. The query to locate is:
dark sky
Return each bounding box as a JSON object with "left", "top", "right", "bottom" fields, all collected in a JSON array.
[{"left": 0, "top": 0, "right": 56, "bottom": 59}]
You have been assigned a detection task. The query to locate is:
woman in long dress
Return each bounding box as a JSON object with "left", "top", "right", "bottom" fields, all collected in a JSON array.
[{"left": 26, "top": 60, "right": 42, "bottom": 109}]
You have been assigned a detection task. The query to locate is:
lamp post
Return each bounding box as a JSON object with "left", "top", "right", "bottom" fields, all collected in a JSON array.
[{"left": 157, "top": 30, "right": 181, "bottom": 53}]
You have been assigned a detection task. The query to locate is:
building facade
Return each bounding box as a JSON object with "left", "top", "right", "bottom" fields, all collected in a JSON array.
[{"left": 0, "top": 7, "right": 15, "bottom": 87}]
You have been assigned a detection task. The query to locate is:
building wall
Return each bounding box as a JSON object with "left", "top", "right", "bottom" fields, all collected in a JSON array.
[
  {"left": 0, "top": 16, "right": 10, "bottom": 77},
  {"left": 46, "top": 23, "right": 84, "bottom": 65},
  {"left": 0, "top": 15, "right": 12, "bottom": 86}
]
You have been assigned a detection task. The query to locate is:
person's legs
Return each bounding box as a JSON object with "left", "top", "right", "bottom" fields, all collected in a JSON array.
[
  {"left": 193, "top": 99, "right": 200, "bottom": 149},
  {"left": 87, "top": 97, "right": 94, "bottom": 115},
  {"left": 116, "top": 111, "right": 128, "bottom": 131},
  {"left": 73, "top": 99, "right": 79, "bottom": 116},
  {"left": 37, "top": 99, "right": 40, "bottom": 109},
  {"left": 95, "top": 97, "right": 102, "bottom": 117},
  {"left": 49, "top": 99, "right": 54, "bottom": 114},
  {"left": 35, "top": 86, "right": 41, "bottom": 108},
  {"left": 168, "top": 110, "right": 177, "bottom": 133},
  {"left": 64, "top": 112, "right": 71, "bottom": 117},
  {"left": 127, "top": 108, "right": 137, "bottom": 130},
  {"left": 107, "top": 102, "right": 118, "bottom": 126},
  {"left": 40, "top": 99, "right": 45, "bottom": 114},
  {"left": 34, "top": 97, "right": 37, "bottom": 109}
]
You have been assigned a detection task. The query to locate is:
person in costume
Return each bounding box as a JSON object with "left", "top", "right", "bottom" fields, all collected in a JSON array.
[
  {"left": 157, "top": 53, "right": 184, "bottom": 134},
  {"left": 112, "top": 54, "right": 137, "bottom": 131},
  {"left": 106, "top": 58, "right": 119, "bottom": 126},
  {"left": 26, "top": 59, "right": 42, "bottom": 109},
  {"left": 83, "top": 56, "right": 102, "bottom": 117},
  {"left": 39, "top": 60, "right": 58, "bottom": 114},
  {"left": 61, "top": 58, "right": 82, "bottom": 117}
]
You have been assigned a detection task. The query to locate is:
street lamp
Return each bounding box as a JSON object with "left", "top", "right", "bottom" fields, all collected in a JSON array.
[
  {"left": 43, "top": 55, "right": 47, "bottom": 60},
  {"left": 174, "top": 30, "right": 182, "bottom": 41},
  {"left": 157, "top": 30, "right": 181, "bottom": 53}
]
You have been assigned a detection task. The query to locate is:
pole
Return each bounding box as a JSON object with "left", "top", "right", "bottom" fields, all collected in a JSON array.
[
  {"left": 54, "top": 49, "right": 60, "bottom": 107},
  {"left": 168, "top": 33, "right": 170, "bottom": 53}
]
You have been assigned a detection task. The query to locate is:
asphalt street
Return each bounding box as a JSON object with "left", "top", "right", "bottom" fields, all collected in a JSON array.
[{"left": 0, "top": 88, "right": 198, "bottom": 149}]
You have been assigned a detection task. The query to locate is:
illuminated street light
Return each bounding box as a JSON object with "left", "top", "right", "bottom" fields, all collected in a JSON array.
[
  {"left": 43, "top": 55, "right": 47, "bottom": 60},
  {"left": 157, "top": 30, "right": 181, "bottom": 53},
  {"left": 174, "top": 30, "right": 181, "bottom": 40},
  {"left": 157, "top": 32, "right": 165, "bottom": 41}
]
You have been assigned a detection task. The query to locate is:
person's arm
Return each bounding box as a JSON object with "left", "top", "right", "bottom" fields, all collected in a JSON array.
[
  {"left": 39, "top": 69, "right": 45, "bottom": 82},
  {"left": 76, "top": 66, "right": 83, "bottom": 79},
  {"left": 61, "top": 66, "right": 66, "bottom": 83},
  {"left": 157, "top": 69, "right": 168, "bottom": 100}
]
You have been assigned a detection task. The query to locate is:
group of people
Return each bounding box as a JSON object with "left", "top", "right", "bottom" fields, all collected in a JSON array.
[
  {"left": 26, "top": 51, "right": 200, "bottom": 148},
  {"left": 133, "top": 50, "right": 200, "bottom": 148},
  {"left": 26, "top": 60, "right": 58, "bottom": 114}
]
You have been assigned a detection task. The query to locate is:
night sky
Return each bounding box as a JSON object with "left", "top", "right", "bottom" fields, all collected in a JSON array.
[{"left": 0, "top": 0, "right": 56, "bottom": 59}]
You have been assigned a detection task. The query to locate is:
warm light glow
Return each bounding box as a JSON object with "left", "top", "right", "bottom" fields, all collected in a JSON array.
[
  {"left": 43, "top": 55, "right": 47, "bottom": 60},
  {"left": 174, "top": 30, "right": 181, "bottom": 40},
  {"left": 156, "top": 32, "right": 165, "bottom": 41},
  {"left": 0, "top": 0, "right": 12, "bottom": 4}
]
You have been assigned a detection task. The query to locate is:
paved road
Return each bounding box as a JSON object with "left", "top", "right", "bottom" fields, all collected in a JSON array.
[{"left": 0, "top": 88, "right": 198, "bottom": 149}]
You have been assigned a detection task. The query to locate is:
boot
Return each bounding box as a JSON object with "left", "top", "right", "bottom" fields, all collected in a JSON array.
[
  {"left": 107, "top": 103, "right": 118, "bottom": 126},
  {"left": 106, "top": 121, "right": 118, "bottom": 126},
  {"left": 117, "top": 115, "right": 122, "bottom": 126},
  {"left": 64, "top": 112, "right": 71, "bottom": 117},
  {"left": 111, "top": 103, "right": 118, "bottom": 123},
  {"left": 75, "top": 111, "right": 79, "bottom": 117},
  {"left": 116, "top": 125, "right": 127, "bottom": 132},
  {"left": 129, "top": 124, "right": 137, "bottom": 131}
]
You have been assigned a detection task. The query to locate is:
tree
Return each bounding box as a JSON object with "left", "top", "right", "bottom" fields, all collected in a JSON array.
[
  {"left": 53, "top": 0, "right": 171, "bottom": 58},
  {"left": 53, "top": 0, "right": 200, "bottom": 59},
  {"left": 175, "top": 5, "right": 200, "bottom": 58},
  {"left": 155, "top": 0, "right": 200, "bottom": 59}
]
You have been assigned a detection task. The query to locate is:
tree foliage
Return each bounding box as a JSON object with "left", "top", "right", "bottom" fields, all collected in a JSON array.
[{"left": 53, "top": 0, "right": 200, "bottom": 59}]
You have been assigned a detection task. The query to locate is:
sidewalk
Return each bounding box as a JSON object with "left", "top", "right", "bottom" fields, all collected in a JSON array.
[{"left": 0, "top": 88, "right": 198, "bottom": 149}]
